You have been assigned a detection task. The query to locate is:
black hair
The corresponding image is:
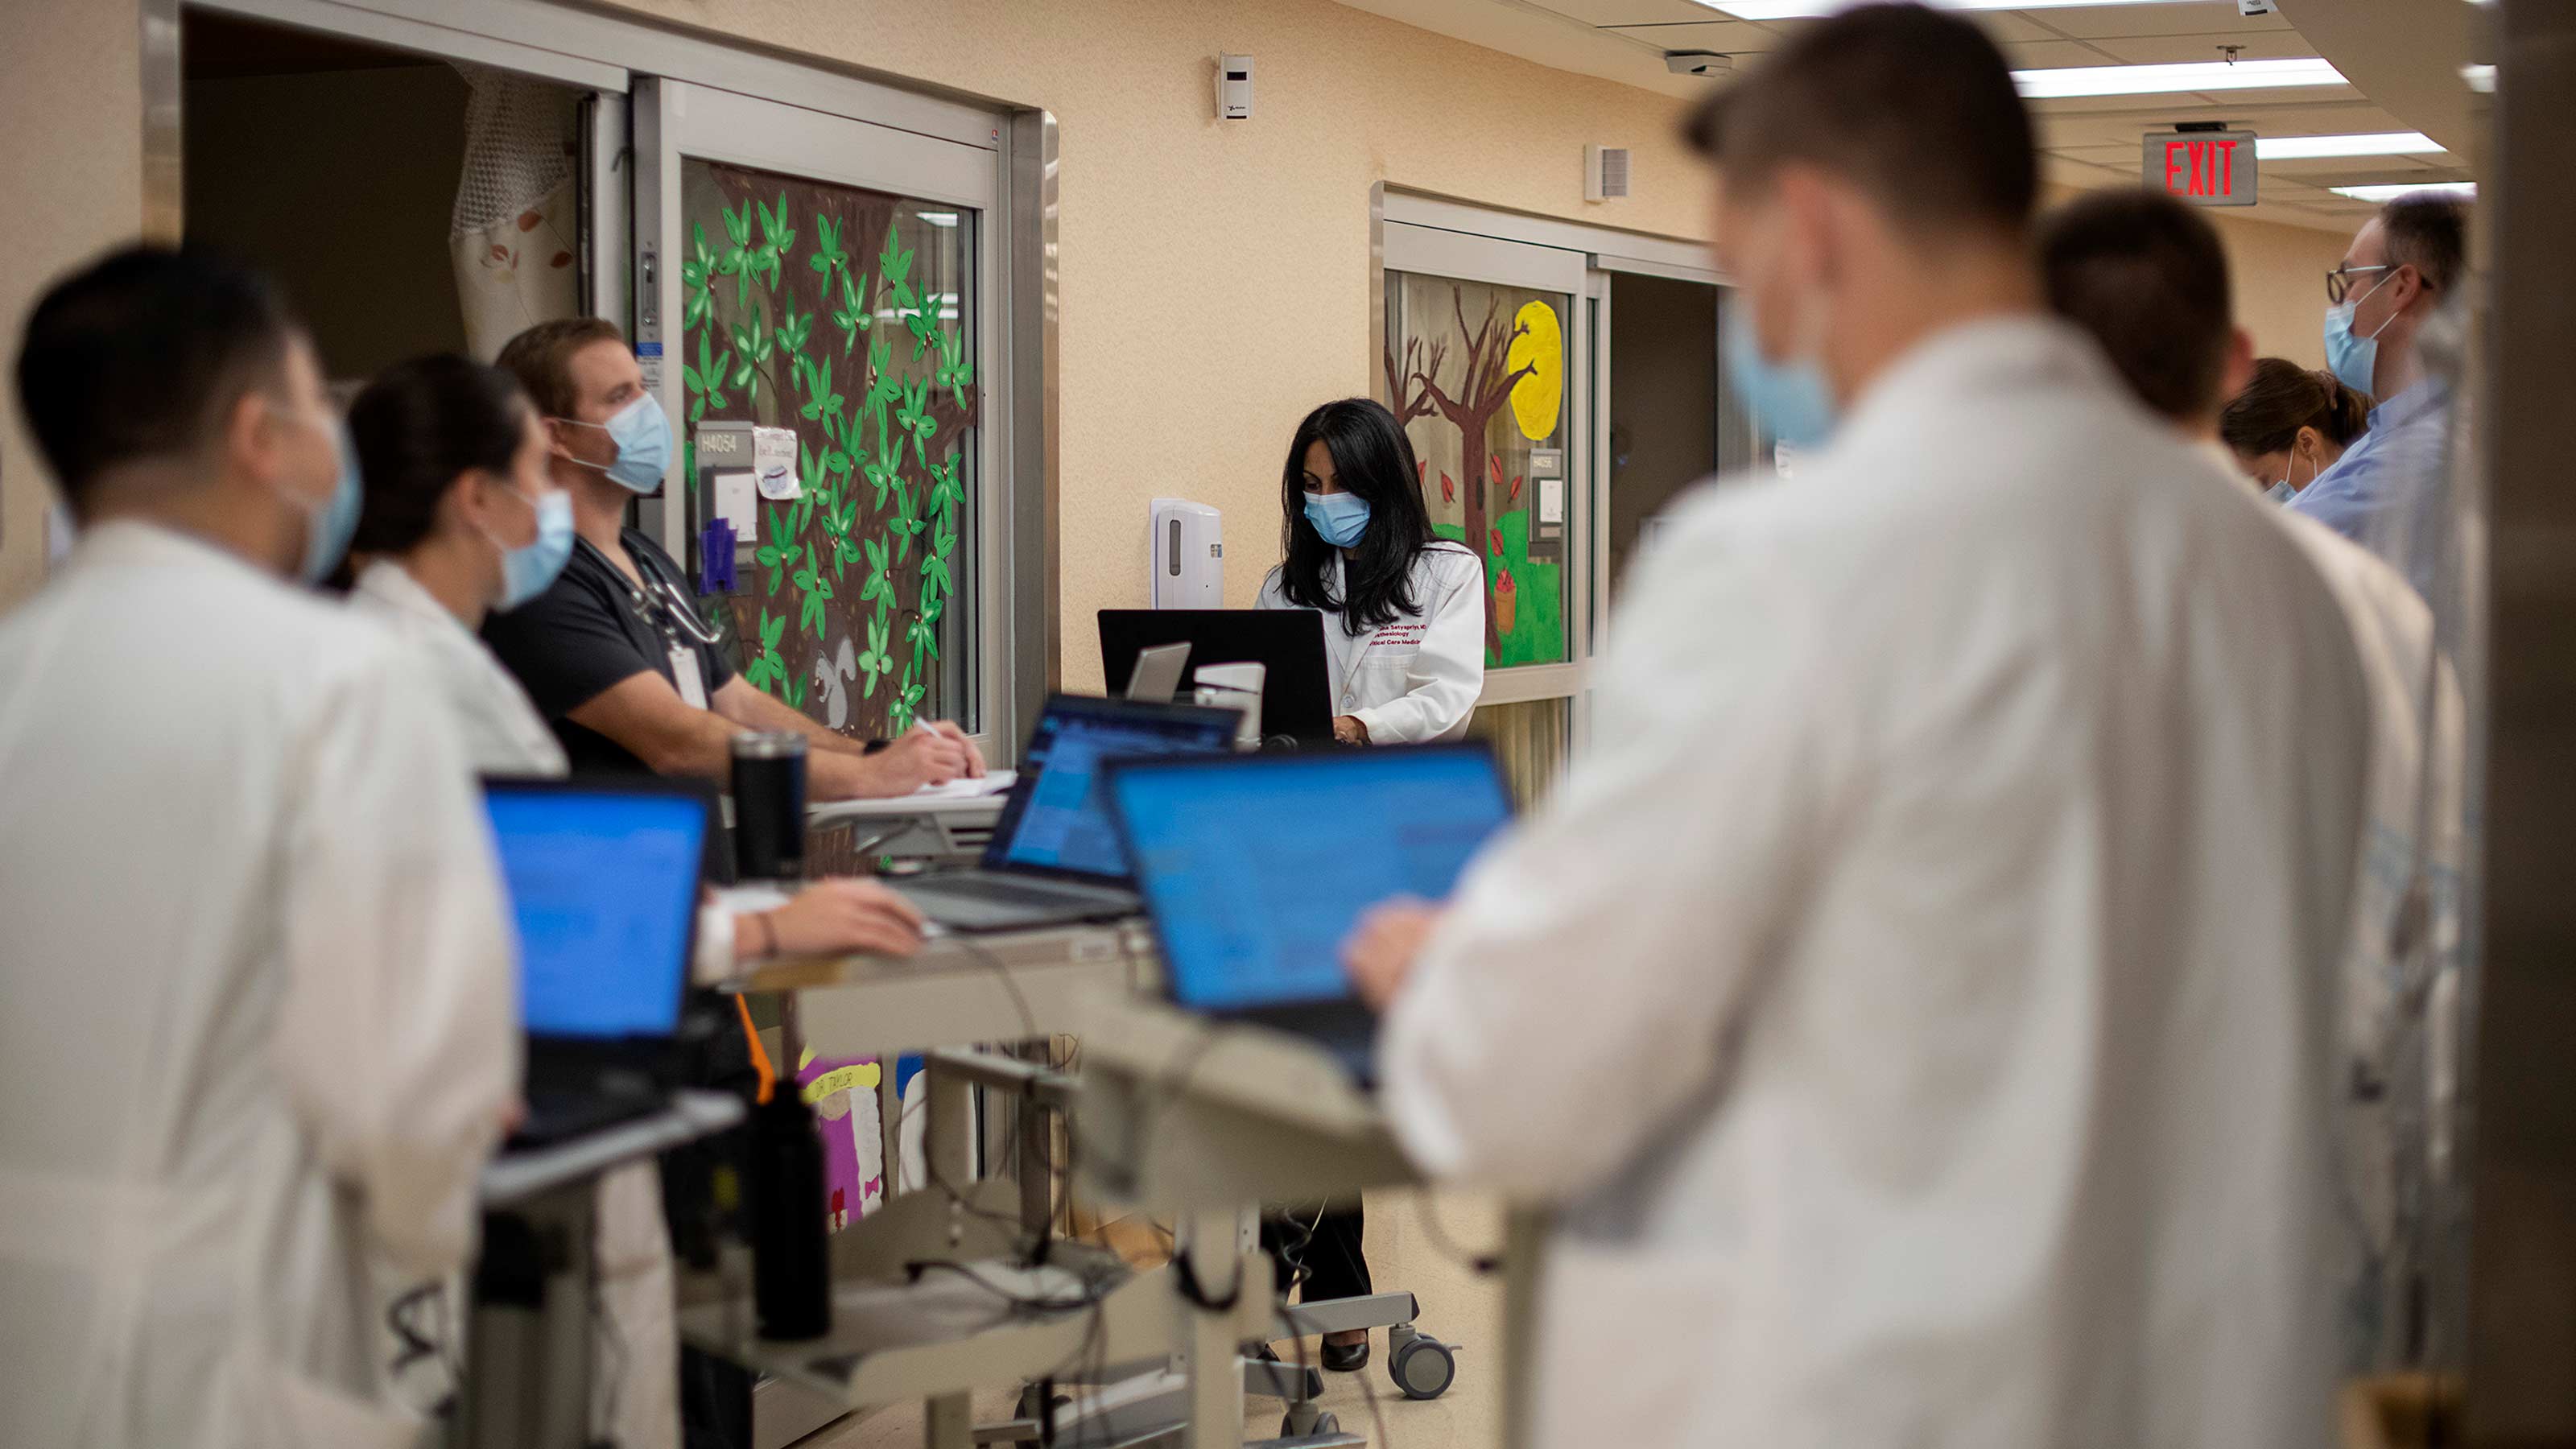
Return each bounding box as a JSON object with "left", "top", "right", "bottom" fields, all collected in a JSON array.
[
  {"left": 347, "top": 353, "right": 535, "bottom": 557},
  {"left": 2381, "top": 190, "right": 2468, "bottom": 298},
  {"left": 2222, "top": 357, "right": 2373, "bottom": 458},
  {"left": 2039, "top": 188, "right": 2233, "bottom": 423},
  {"left": 1683, "top": 3, "right": 2036, "bottom": 239},
  {"left": 13, "top": 245, "right": 303, "bottom": 515},
  {"left": 1274, "top": 398, "right": 1455, "bottom": 635}
]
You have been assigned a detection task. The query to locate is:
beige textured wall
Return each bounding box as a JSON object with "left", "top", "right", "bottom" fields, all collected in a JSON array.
[
  {"left": 2212, "top": 206, "right": 2353, "bottom": 373},
  {"left": 0, "top": 0, "right": 143, "bottom": 607}
]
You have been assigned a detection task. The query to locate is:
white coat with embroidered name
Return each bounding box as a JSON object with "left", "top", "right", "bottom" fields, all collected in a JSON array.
[
  {"left": 1257, "top": 542, "right": 1485, "bottom": 743},
  {"left": 1377, "top": 319, "right": 2372, "bottom": 1449}
]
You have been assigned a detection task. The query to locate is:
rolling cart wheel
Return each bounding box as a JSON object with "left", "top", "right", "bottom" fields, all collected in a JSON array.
[
  {"left": 1389, "top": 1332, "right": 1457, "bottom": 1400},
  {"left": 1282, "top": 1404, "right": 1340, "bottom": 1438}
]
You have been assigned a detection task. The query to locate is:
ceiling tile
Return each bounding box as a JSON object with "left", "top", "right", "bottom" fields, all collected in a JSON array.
[
  {"left": 1584, "top": 17, "right": 1781, "bottom": 50},
  {"left": 2080, "top": 31, "right": 2329, "bottom": 65},
  {"left": 2033, "top": 3, "right": 2293, "bottom": 40},
  {"left": 1530, "top": 0, "right": 1744, "bottom": 23},
  {"left": 2000, "top": 38, "right": 2121, "bottom": 69}
]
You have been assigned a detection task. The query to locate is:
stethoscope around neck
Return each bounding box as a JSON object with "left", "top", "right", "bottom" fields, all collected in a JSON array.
[{"left": 597, "top": 535, "right": 725, "bottom": 647}]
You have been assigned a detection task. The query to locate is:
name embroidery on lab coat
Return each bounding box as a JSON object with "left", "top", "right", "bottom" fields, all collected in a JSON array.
[{"left": 1370, "top": 623, "right": 1426, "bottom": 650}]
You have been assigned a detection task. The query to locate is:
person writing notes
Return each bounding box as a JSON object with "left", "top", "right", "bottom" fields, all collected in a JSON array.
[
  {"left": 481, "top": 317, "right": 977, "bottom": 799},
  {"left": 1258, "top": 398, "right": 1484, "bottom": 745}
]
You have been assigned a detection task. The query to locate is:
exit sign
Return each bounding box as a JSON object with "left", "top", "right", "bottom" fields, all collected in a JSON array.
[{"left": 2145, "top": 130, "right": 2257, "bottom": 207}]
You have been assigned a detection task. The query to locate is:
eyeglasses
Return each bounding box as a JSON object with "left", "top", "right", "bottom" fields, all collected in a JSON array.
[{"left": 2326, "top": 264, "right": 2392, "bottom": 305}]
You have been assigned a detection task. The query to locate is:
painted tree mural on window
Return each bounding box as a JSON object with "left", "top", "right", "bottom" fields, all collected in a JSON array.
[
  {"left": 680, "top": 160, "right": 975, "bottom": 739},
  {"left": 1383, "top": 274, "right": 1568, "bottom": 668}
]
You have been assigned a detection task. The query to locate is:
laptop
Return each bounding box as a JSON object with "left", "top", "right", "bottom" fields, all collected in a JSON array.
[
  {"left": 481, "top": 776, "right": 710, "bottom": 1147},
  {"left": 1102, "top": 745, "right": 1514, "bottom": 1080},
  {"left": 891, "top": 695, "right": 1241, "bottom": 932},
  {"left": 1123, "top": 641, "right": 1192, "bottom": 704},
  {"left": 1097, "top": 609, "right": 1334, "bottom": 742}
]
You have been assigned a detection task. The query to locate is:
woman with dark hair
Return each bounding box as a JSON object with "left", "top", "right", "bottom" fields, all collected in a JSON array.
[
  {"left": 1257, "top": 397, "right": 1486, "bottom": 745},
  {"left": 2220, "top": 357, "right": 2372, "bottom": 502},
  {"left": 345, "top": 354, "right": 924, "bottom": 1447}
]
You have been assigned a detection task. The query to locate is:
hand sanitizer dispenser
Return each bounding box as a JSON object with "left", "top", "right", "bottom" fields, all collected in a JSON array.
[{"left": 1151, "top": 498, "right": 1222, "bottom": 609}]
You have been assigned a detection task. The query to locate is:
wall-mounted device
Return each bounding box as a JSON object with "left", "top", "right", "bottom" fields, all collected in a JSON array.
[
  {"left": 1584, "top": 144, "right": 1631, "bottom": 202},
  {"left": 1218, "top": 54, "right": 1253, "bottom": 120},
  {"left": 1664, "top": 51, "right": 1732, "bottom": 76},
  {"left": 689, "top": 421, "right": 801, "bottom": 591},
  {"left": 1150, "top": 498, "right": 1223, "bottom": 609}
]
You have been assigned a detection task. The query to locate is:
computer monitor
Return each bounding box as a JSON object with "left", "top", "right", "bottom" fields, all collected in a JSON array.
[
  {"left": 982, "top": 695, "right": 1242, "bottom": 881},
  {"left": 1096, "top": 609, "right": 1333, "bottom": 742},
  {"left": 1104, "top": 746, "right": 1513, "bottom": 1016},
  {"left": 481, "top": 777, "right": 709, "bottom": 1043}
]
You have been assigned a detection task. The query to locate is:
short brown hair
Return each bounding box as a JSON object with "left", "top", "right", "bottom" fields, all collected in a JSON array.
[
  {"left": 2222, "top": 357, "right": 2372, "bottom": 458},
  {"left": 495, "top": 316, "right": 625, "bottom": 423},
  {"left": 1683, "top": 3, "right": 2037, "bottom": 238},
  {"left": 2380, "top": 191, "right": 2467, "bottom": 297},
  {"left": 2038, "top": 188, "right": 2231, "bottom": 422}
]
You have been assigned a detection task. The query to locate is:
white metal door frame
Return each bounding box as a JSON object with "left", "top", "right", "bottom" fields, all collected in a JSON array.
[{"left": 633, "top": 76, "right": 1011, "bottom": 753}]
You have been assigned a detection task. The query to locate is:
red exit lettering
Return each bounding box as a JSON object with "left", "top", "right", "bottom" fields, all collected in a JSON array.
[{"left": 2163, "top": 138, "right": 2243, "bottom": 200}]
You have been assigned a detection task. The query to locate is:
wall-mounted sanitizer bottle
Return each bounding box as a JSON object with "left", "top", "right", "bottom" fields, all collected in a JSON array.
[{"left": 1150, "top": 499, "right": 1222, "bottom": 609}]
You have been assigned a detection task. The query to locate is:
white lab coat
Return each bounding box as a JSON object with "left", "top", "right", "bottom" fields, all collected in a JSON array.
[
  {"left": 0, "top": 522, "right": 518, "bottom": 1449},
  {"left": 1380, "top": 319, "right": 2372, "bottom": 1449},
  {"left": 2235, "top": 473, "right": 2468, "bottom": 1373},
  {"left": 1256, "top": 543, "right": 1484, "bottom": 743},
  {"left": 350, "top": 558, "right": 689, "bottom": 1449}
]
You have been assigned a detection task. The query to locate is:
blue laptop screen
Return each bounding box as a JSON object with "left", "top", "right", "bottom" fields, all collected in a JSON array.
[
  {"left": 483, "top": 786, "right": 705, "bottom": 1039},
  {"left": 997, "top": 707, "right": 1236, "bottom": 877},
  {"left": 1108, "top": 750, "right": 1512, "bottom": 1011}
]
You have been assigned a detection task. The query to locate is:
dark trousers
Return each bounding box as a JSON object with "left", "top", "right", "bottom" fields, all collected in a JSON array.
[{"left": 1261, "top": 1201, "right": 1372, "bottom": 1306}]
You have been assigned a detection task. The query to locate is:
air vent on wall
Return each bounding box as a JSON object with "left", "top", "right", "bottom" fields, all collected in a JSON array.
[{"left": 1587, "top": 144, "right": 1631, "bottom": 202}]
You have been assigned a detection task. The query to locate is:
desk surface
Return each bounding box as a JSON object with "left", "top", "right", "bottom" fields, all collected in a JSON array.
[
  {"left": 481, "top": 1089, "right": 746, "bottom": 1209},
  {"left": 732, "top": 921, "right": 1153, "bottom": 1059}
]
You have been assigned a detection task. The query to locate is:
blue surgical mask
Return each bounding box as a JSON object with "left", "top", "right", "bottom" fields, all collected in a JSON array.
[
  {"left": 2323, "top": 272, "right": 2395, "bottom": 398},
  {"left": 2264, "top": 477, "right": 2296, "bottom": 504},
  {"left": 283, "top": 409, "right": 364, "bottom": 585},
  {"left": 1303, "top": 490, "right": 1372, "bottom": 548},
  {"left": 1722, "top": 299, "right": 1838, "bottom": 451},
  {"left": 487, "top": 487, "right": 576, "bottom": 610},
  {"left": 562, "top": 391, "right": 673, "bottom": 493}
]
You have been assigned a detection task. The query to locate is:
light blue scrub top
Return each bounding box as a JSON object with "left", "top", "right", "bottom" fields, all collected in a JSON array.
[{"left": 2285, "top": 377, "right": 2451, "bottom": 601}]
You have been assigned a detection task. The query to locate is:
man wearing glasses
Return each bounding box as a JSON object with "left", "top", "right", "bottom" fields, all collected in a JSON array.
[{"left": 2289, "top": 191, "right": 2468, "bottom": 599}]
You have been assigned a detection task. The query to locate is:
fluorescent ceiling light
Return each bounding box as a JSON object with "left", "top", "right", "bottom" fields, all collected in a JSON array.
[
  {"left": 1699, "top": 0, "right": 2217, "bottom": 16},
  {"left": 2256, "top": 131, "right": 2444, "bottom": 160},
  {"left": 2460, "top": 63, "right": 2496, "bottom": 93},
  {"left": 2013, "top": 57, "right": 2344, "bottom": 98},
  {"left": 2330, "top": 182, "right": 2475, "bottom": 203}
]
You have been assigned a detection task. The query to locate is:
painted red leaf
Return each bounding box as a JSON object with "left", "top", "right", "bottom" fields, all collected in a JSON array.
[
  {"left": 1488, "top": 455, "right": 1505, "bottom": 486},
  {"left": 1415, "top": 459, "right": 1426, "bottom": 481},
  {"left": 1488, "top": 527, "right": 1505, "bottom": 555},
  {"left": 551, "top": 250, "right": 574, "bottom": 268},
  {"left": 487, "top": 243, "right": 509, "bottom": 262},
  {"left": 1439, "top": 471, "right": 1455, "bottom": 503},
  {"left": 517, "top": 210, "right": 543, "bottom": 231},
  {"left": 1507, "top": 474, "right": 1523, "bottom": 504}
]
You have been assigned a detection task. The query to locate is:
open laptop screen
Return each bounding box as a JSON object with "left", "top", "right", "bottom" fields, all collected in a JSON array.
[
  {"left": 482, "top": 780, "right": 707, "bottom": 1040},
  {"left": 1107, "top": 747, "right": 1513, "bottom": 1012},
  {"left": 989, "top": 697, "right": 1239, "bottom": 881}
]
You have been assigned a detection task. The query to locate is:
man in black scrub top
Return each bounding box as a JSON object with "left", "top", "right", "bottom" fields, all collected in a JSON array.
[{"left": 485, "top": 317, "right": 976, "bottom": 798}]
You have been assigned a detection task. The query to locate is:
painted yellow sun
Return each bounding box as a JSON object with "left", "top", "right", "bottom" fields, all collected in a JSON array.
[{"left": 1505, "top": 300, "right": 1563, "bottom": 442}]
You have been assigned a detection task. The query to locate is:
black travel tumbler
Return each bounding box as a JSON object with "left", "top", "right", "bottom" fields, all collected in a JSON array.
[
  {"left": 749, "top": 1088, "right": 832, "bottom": 1340},
  {"left": 730, "top": 731, "right": 808, "bottom": 883}
]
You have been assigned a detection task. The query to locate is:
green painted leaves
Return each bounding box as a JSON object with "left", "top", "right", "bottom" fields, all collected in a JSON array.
[
  {"left": 857, "top": 614, "right": 892, "bottom": 697},
  {"left": 741, "top": 609, "right": 789, "bottom": 691},
  {"left": 682, "top": 329, "right": 732, "bottom": 424},
  {"left": 831, "top": 268, "right": 871, "bottom": 355},
  {"left": 934, "top": 329, "right": 973, "bottom": 408},
  {"left": 895, "top": 379, "right": 935, "bottom": 466}
]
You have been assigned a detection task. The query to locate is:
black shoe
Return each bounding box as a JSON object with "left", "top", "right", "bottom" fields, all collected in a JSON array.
[{"left": 1320, "top": 1337, "right": 1370, "bottom": 1373}]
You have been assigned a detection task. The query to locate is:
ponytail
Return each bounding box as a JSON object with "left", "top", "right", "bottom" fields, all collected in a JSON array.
[{"left": 2221, "top": 356, "right": 2372, "bottom": 458}]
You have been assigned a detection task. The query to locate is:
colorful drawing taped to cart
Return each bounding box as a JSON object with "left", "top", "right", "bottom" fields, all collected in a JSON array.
[{"left": 797, "top": 1048, "right": 886, "bottom": 1231}]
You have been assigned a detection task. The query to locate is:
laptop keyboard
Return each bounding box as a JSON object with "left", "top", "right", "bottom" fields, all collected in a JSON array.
[{"left": 913, "top": 875, "right": 1109, "bottom": 905}]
